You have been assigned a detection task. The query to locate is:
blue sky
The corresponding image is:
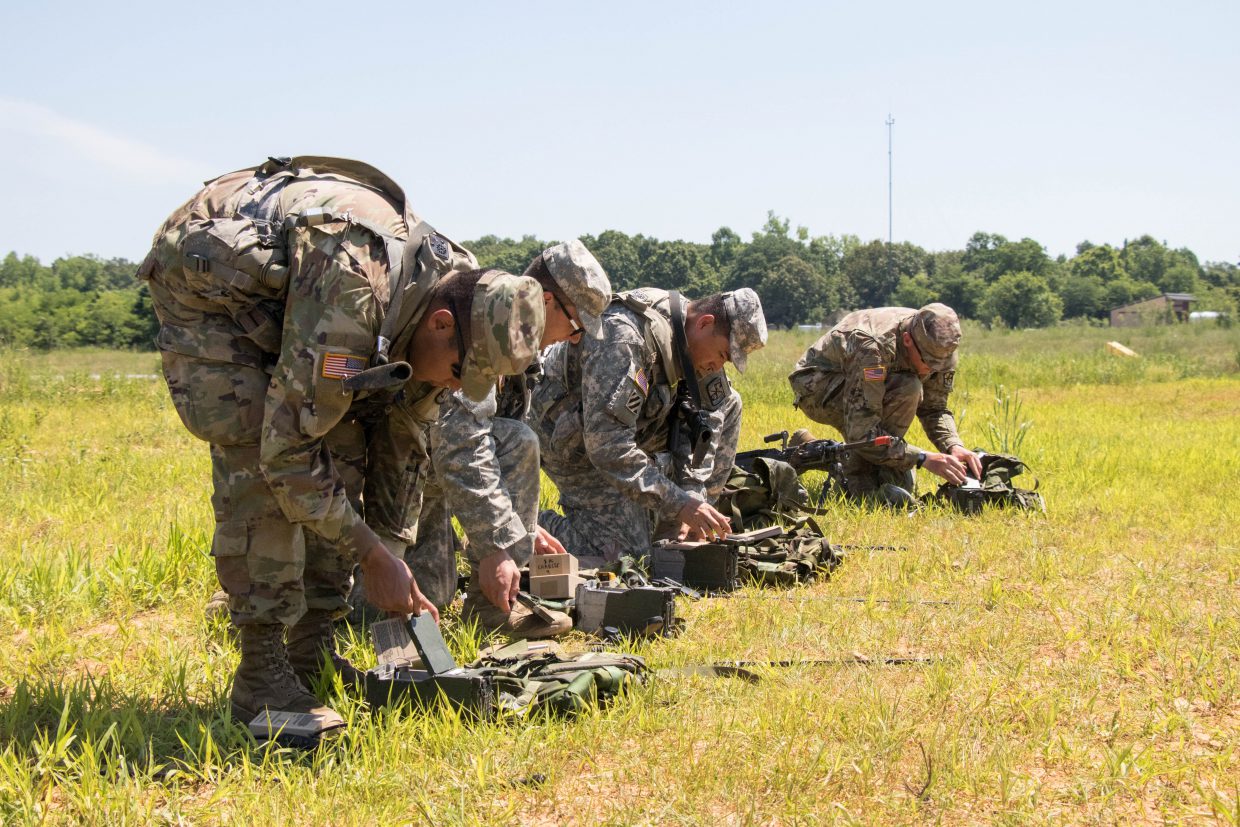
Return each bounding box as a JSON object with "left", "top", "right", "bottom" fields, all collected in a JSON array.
[{"left": 1, "top": 1, "right": 1236, "bottom": 264}]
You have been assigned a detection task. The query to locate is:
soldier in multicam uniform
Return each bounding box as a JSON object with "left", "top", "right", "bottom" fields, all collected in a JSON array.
[
  {"left": 788, "top": 303, "right": 983, "bottom": 503},
  {"left": 408, "top": 241, "right": 613, "bottom": 638},
  {"left": 528, "top": 288, "right": 768, "bottom": 562},
  {"left": 138, "top": 157, "right": 545, "bottom": 733}
]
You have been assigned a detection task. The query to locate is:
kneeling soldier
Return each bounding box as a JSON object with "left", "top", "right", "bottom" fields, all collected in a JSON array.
[
  {"left": 530, "top": 288, "right": 768, "bottom": 562},
  {"left": 788, "top": 303, "right": 982, "bottom": 504}
]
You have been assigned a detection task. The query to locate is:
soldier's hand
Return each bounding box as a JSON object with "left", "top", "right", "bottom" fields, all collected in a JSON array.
[
  {"left": 534, "top": 525, "right": 567, "bottom": 555},
  {"left": 676, "top": 499, "right": 731, "bottom": 542},
  {"left": 950, "top": 445, "right": 983, "bottom": 479},
  {"left": 923, "top": 452, "right": 968, "bottom": 485},
  {"left": 479, "top": 549, "right": 521, "bottom": 613},
  {"left": 359, "top": 545, "right": 439, "bottom": 622}
]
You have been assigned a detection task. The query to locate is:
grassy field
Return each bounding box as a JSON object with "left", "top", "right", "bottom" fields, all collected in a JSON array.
[{"left": 0, "top": 322, "right": 1237, "bottom": 825}]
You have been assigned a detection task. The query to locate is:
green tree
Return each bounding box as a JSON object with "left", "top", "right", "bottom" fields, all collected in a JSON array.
[
  {"left": 981, "top": 272, "right": 1063, "bottom": 328},
  {"left": 756, "top": 255, "right": 827, "bottom": 328},
  {"left": 842, "top": 240, "right": 927, "bottom": 308}
]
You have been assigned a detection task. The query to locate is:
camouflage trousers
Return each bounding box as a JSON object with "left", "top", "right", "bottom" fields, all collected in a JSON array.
[
  {"left": 539, "top": 390, "right": 742, "bottom": 561},
  {"left": 794, "top": 370, "right": 920, "bottom": 496},
  {"left": 405, "top": 417, "right": 541, "bottom": 611},
  {"left": 161, "top": 348, "right": 373, "bottom": 628}
]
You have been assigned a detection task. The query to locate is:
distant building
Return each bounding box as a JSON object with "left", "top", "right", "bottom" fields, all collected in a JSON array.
[{"left": 1109, "top": 293, "right": 1196, "bottom": 327}]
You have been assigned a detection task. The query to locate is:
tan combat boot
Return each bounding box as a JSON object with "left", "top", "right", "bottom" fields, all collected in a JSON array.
[
  {"left": 231, "top": 624, "right": 345, "bottom": 735},
  {"left": 285, "top": 610, "right": 365, "bottom": 689},
  {"left": 460, "top": 576, "right": 572, "bottom": 640}
]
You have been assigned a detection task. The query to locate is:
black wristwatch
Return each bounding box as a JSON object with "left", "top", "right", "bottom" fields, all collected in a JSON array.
[{"left": 915, "top": 451, "right": 927, "bottom": 469}]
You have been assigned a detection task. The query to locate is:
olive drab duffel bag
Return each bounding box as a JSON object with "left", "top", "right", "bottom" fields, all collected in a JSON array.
[
  {"left": 365, "top": 618, "right": 647, "bottom": 718},
  {"left": 714, "top": 457, "right": 811, "bottom": 531},
  {"left": 650, "top": 524, "right": 845, "bottom": 592},
  {"left": 929, "top": 451, "right": 1045, "bottom": 514}
]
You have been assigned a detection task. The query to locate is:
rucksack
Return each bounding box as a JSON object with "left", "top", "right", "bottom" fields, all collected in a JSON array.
[
  {"left": 929, "top": 451, "right": 1045, "bottom": 514},
  {"left": 715, "top": 457, "right": 811, "bottom": 531}
]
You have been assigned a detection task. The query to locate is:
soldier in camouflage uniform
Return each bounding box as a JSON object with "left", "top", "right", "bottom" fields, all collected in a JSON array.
[
  {"left": 788, "top": 303, "right": 982, "bottom": 503},
  {"left": 529, "top": 288, "right": 768, "bottom": 561},
  {"left": 409, "top": 241, "right": 612, "bottom": 638},
  {"left": 139, "top": 157, "right": 545, "bottom": 732}
]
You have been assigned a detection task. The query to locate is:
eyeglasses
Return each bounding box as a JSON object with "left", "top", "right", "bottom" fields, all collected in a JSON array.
[
  {"left": 448, "top": 298, "right": 467, "bottom": 379},
  {"left": 553, "top": 291, "right": 583, "bottom": 341}
]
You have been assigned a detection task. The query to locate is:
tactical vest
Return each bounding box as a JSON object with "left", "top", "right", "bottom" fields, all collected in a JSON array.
[
  {"left": 613, "top": 288, "right": 679, "bottom": 387},
  {"left": 138, "top": 156, "right": 473, "bottom": 369}
]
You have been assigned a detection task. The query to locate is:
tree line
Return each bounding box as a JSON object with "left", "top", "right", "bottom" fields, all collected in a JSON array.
[{"left": 2, "top": 215, "right": 1237, "bottom": 349}]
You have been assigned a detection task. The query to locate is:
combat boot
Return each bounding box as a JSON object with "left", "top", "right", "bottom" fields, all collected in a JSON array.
[
  {"left": 231, "top": 623, "right": 345, "bottom": 734},
  {"left": 461, "top": 575, "right": 572, "bottom": 640},
  {"left": 285, "top": 610, "right": 365, "bottom": 690}
]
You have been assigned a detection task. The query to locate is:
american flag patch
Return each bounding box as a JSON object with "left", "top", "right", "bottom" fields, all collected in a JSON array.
[
  {"left": 633, "top": 367, "right": 650, "bottom": 395},
  {"left": 863, "top": 365, "right": 887, "bottom": 382},
  {"left": 322, "top": 353, "right": 368, "bottom": 380}
]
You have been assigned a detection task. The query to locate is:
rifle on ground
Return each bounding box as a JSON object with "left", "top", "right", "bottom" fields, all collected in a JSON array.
[{"left": 736, "top": 431, "right": 892, "bottom": 477}]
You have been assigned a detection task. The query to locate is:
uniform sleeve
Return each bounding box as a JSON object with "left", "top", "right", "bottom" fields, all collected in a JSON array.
[
  {"left": 431, "top": 389, "right": 531, "bottom": 564},
  {"left": 363, "top": 385, "right": 441, "bottom": 545},
  {"left": 841, "top": 332, "right": 923, "bottom": 470},
  {"left": 259, "top": 224, "right": 385, "bottom": 562},
  {"left": 917, "top": 369, "right": 964, "bottom": 453},
  {"left": 580, "top": 318, "right": 697, "bottom": 520}
]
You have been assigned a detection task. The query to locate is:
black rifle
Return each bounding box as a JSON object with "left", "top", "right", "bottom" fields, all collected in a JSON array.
[
  {"left": 735, "top": 431, "right": 893, "bottom": 501},
  {"left": 736, "top": 431, "right": 893, "bottom": 475},
  {"left": 666, "top": 290, "right": 714, "bottom": 470}
]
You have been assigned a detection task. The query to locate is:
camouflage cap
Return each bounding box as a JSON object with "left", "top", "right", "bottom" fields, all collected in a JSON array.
[
  {"left": 723, "top": 288, "right": 768, "bottom": 373},
  {"left": 910, "top": 302, "right": 962, "bottom": 372},
  {"left": 541, "top": 240, "right": 612, "bottom": 340},
  {"left": 460, "top": 271, "right": 546, "bottom": 401}
]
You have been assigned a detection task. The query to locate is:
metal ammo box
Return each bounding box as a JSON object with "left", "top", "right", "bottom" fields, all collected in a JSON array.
[
  {"left": 573, "top": 582, "right": 678, "bottom": 637},
  {"left": 649, "top": 541, "right": 740, "bottom": 592},
  {"left": 363, "top": 615, "right": 497, "bottom": 717}
]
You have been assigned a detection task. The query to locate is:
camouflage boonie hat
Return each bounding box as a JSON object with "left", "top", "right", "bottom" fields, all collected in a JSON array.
[
  {"left": 723, "top": 288, "right": 768, "bottom": 373},
  {"left": 910, "top": 303, "right": 962, "bottom": 372},
  {"left": 461, "top": 271, "right": 546, "bottom": 401},
  {"left": 541, "top": 240, "right": 612, "bottom": 340}
]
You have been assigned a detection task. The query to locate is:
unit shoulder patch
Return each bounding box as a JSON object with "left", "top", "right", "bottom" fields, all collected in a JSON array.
[{"left": 942, "top": 370, "right": 955, "bottom": 392}]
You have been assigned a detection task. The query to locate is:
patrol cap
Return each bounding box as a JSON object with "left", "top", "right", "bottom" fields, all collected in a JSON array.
[
  {"left": 541, "top": 240, "right": 612, "bottom": 340},
  {"left": 722, "top": 288, "right": 768, "bottom": 373},
  {"left": 910, "top": 302, "right": 962, "bottom": 372},
  {"left": 460, "top": 271, "right": 546, "bottom": 401}
]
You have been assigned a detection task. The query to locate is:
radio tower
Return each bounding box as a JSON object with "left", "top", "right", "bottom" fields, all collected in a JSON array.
[{"left": 886, "top": 113, "right": 895, "bottom": 283}]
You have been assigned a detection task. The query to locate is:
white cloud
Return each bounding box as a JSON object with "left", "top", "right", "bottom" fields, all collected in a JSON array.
[{"left": 0, "top": 97, "right": 208, "bottom": 182}]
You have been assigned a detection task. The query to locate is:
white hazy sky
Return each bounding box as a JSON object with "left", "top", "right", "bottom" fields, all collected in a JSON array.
[{"left": 1, "top": 1, "right": 1236, "bottom": 265}]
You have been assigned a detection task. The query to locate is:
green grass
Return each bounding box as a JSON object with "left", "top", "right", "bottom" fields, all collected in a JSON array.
[{"left": 0, "top": 324, "right": 1238, "bottom": 824}]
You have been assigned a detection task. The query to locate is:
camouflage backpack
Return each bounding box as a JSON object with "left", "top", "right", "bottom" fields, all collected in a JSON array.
[
  {"left": 929, "top": 451, "right": 1045, "bottom": 514},
  {"left": 734, "top": 524, "right": 846, "bottom": 587},
  {"left": 715, "top": 457, "right": 812, "bottom": 531}
]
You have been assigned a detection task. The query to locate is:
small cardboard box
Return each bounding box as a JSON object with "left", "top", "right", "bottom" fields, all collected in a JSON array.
[
  {"left": 529, "top": 572, "right": 583, "bottom": 599},
  {"left": 530, "top": 553, "right": 578, "bottom": 577}
]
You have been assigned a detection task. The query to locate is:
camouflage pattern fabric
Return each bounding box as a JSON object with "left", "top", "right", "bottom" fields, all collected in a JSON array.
[
  {"left": 530, "top": 292, "right": 744, "bottom": 560},
  {"left": 788, "top": 306, "right": 964, "bottom": 495},
  {"left": 141, "top": 158, "right": 530, "bottom": 627},
  {"left": 404, "top": 393, "right": 542, "bottom": 610}
]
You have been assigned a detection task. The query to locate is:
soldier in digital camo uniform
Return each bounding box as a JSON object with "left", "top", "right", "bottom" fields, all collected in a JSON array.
[
  {"left": 138, "top": 157, "right": 545, "bottom": 732},
  {"left": 788, "top": 303, "right": 983, "bottom": 504},
  {"left": 407, "top": 241, "right": 612, "bottom": 639},
  {"left": 529, "top": 288, "right": 768, "bottom": 562}
]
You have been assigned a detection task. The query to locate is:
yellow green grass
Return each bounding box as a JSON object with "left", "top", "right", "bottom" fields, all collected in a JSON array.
[{"left": 0, "top": 323, "right": 1237, "bottom": 825}]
